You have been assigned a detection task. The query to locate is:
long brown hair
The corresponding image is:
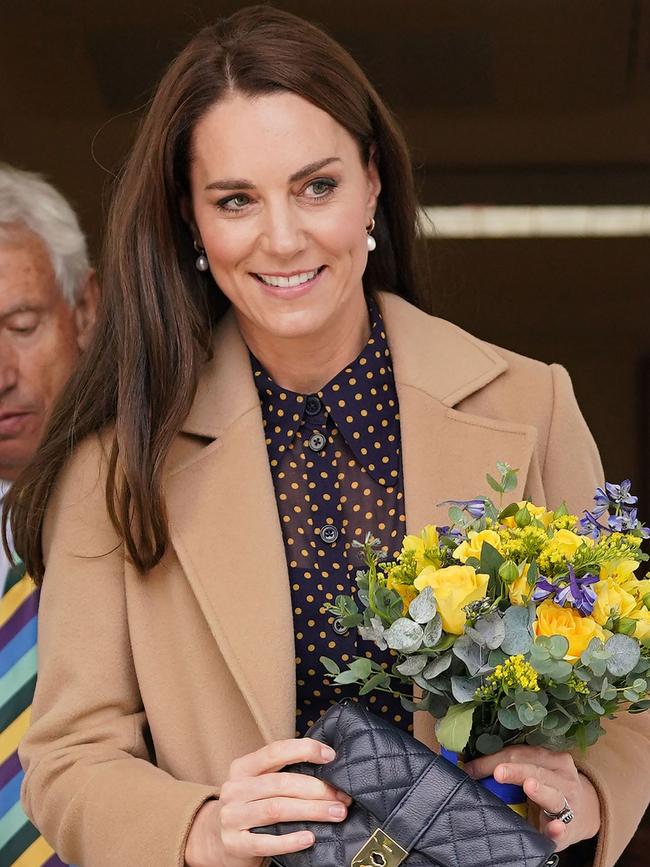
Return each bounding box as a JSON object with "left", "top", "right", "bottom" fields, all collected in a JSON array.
[{"left": 6, "top": 4, "right": 427, "bottom": 581}]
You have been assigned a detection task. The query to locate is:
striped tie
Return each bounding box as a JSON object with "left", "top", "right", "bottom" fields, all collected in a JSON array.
[{"left": 1, "top": 562, "right": 69, "bottom": 866}]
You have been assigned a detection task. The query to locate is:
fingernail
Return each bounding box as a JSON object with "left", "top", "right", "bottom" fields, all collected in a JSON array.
[
  {"left": 496, "top": 766, "right": 508, "bottom": 782},
  {"left": 301, "top": 832, "right": 315, "bottom": 846},
  {"left": 329, "top": 803, "right": 346, "bottom": 818},
  {"left": 336, "top": 791, "right": 352, "bottom": 804},
  {"left": 321, "top": 746, "right": 336, "bottom": 761}
]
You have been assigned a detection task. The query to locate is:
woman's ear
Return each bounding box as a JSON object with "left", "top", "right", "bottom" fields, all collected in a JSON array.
[{"left": 366, "top": 144, "right": 381, "bottom": 215}]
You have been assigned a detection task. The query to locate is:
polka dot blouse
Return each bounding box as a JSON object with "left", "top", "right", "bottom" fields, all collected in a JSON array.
[{"left": 251, "top": 295, "right": 412, "bottom": 737}]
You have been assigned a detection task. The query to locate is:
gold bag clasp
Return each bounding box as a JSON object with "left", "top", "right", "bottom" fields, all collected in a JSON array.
[{"left": 351, "top": 828, "right": 409, "bottom": 867}]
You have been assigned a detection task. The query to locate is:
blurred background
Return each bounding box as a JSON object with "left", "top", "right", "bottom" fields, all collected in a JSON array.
[{"left": 1, "top": 1, "right": 648, "bottom": 862}]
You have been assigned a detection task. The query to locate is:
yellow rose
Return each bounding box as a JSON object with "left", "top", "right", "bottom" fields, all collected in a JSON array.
[
  {"left": 599, "top": 559, "right": 641, "bottom": 591},
  {"left": 414, "top": 564, "right": 489, "bottom": 635},
  {"left": 550, "top": 529, "right": 593, "bottom": 559},
  {"left": 592, "top": 578, "right": 637, "bottom": 626},
  {"left": 453, "top": 529, "right": 502, "bottom": 565},
  {"left": 503, "top": 502, "right": 554, "bottom": 529},
  {"left": 630, "top": 579, "right": 650, "bottom": 602},
  {"left": 402, "top": 524, "right": 440, "bottom": 573},
  {"left": 386, "top": 574, "right": 418, "bottom": 614},
  {"left": 630, "top": 607, "right": 650, "bottom": 641},
  {"left": 509, "top": 563, "right": 532, "bottom": 606},
  {"left": 534, "top": 599, "right": 606, "bottom": 660}
]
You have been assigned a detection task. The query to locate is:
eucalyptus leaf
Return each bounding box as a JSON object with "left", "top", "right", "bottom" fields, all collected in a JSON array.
[
  {"left": 587, "top": 697, "right": 605, "bottom": 715},
  {"left": 517, "top": 702, "right": 548, "bottom": 726},
  {"left": 435, "top": 702, "right": 476, "bottom": 752},
  {"left": 358, "top": 616, "right": 388, "bottom": 650},
  {"left": 422, "top": 614, "right": 443, "bottom": 648},
  {"left": 359, "top": 672, "right": 390, "bottom": 695},
  {"left": 451, "top": 675, "right": 483, "bottom": 703},
  {"left": 497, "top": 706, "right": 521, "bottom": 730},
  {"left": 423, "top": 653, "right": 452, "bottom": 680},
  {"left": 334, "top": 669, "right": 362, "bottom": 685},
  {"left": 385, "top": 618, "right": 424, "bottom": 654},
  {"left": 549, "top": 683, "right": 572, "bottom": 701},
  {"left": 408, "top": 586, "right": 437, "bottom": 623},
  {"left": 349, "top": 658, "right": 373, "bottom": 679},
  {"left": 605, "top": 634, "right": 641, "bottom": 677},
  {"left": 453, "top": 634, "right": 488, "bottom": 676},
  {"left": 468, "top": 612, "right": 506, "bottom": 650},
  {"left": 396, "top": 655, "right": 428, "bottom": 676},
  {"left": 623, "top": 688, "right": 640, "bottom": 703},
  {"left": 548, "top": 635, "right": 570, "bottom": 660},
  {"left": 476, "top": 733, "right": 504, "bottom": 755}
]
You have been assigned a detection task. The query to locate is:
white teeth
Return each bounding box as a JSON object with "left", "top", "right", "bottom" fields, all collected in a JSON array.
[{"left": 257, "top": 268, "right": 320, "bottom": 288}]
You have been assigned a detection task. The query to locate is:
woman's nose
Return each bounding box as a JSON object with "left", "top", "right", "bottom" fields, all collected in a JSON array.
[{"left": 260, "top": 202, "right": 307, "bottom": 259}]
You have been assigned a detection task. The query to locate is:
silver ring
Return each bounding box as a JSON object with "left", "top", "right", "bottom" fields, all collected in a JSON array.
[{"left": 543, "top": 797, "right": 574, "bottom": 824}]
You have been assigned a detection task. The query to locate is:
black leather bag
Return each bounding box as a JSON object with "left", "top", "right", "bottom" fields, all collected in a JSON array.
[{"left": 256, "top": 701, "right": 557, "bottom": 867}]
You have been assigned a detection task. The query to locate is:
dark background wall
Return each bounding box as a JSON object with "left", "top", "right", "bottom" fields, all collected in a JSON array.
[{"left": 1, "top": 1, "right": 648, "bottom": 862}]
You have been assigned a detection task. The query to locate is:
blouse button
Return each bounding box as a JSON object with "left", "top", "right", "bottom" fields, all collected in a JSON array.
[
  {"left": 305, "top": 395, "right": 322, "bottom": 415},
  {"left": 332, "top": 617, "right": 348, "bottom": 635},
  {"left": 320, "top": 524, "right": 339, "bottom": 544},
  {"left": 308, "top": 432, "right": 326, "bottom": 452}
]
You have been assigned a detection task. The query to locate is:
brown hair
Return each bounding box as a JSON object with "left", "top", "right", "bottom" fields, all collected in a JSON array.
[{"left": 5, "top": 4, "right": 427, "bottom": 581}]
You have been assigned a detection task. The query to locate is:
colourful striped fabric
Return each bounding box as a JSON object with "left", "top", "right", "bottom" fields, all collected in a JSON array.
[{"left": 1, "top": 563, "right": 69, "bottom": 866}]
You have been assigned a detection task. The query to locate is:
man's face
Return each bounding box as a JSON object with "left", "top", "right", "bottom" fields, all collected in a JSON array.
[{"left": 0, "top": 228, "right": 91, "bottom": 479}]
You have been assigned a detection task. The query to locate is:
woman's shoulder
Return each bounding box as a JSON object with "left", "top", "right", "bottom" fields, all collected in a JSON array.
[{"left": 380, "top": 291, "right": 562, "bottom": 415}]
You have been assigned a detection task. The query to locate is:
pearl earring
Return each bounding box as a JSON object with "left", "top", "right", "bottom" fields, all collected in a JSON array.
[
  {"left": 366, "top": 217, "right": 377, "bottom": 252},
  {"left": 194, "top": 240, "right": 209, "bottom": 272}
]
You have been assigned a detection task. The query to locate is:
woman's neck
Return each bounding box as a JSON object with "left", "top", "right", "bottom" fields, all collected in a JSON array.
[{"left": 240, "top": 296, "right": 371, "bottom": 394}]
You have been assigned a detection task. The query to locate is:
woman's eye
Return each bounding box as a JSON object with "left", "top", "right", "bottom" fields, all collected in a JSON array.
[
  {"left": 217, "top": 194, "right": 251, "bottom": 211},
  {"left": 305, "top": 178, "right": 337, "bottom": 198}
]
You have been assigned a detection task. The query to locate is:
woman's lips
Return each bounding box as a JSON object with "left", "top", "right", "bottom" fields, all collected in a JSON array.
[{"left": 252, "top": 265, "right": 327, "bottom": 299}]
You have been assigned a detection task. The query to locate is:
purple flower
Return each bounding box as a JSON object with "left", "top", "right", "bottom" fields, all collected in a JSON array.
[
  {"left": 440, "top": 498, "right": 487, "bottom": 519},
  {"left": 532, "top": 566, "right": 598, "bottom": 617},
  {"left": 578, "top": 510, "right": 609, "bottom": 539},
  {"left": 605, "top": 480, "right": 637, "bottom": 507}
]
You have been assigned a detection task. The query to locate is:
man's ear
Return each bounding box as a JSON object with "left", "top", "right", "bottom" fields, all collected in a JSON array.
[{"left": 74, "top": 269, "right": 100, "bottom": 353}]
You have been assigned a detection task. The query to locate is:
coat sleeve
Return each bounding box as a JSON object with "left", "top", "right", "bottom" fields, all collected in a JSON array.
[
  {"left": 19, "top": 435, "right": 219, "bottom": 867},
  {"left": 538, "top": 364, "right": 650, "bottom": 867}
]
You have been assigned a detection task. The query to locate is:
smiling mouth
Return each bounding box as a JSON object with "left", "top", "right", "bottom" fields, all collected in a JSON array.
[{"left": 253, "top": 265, "right": 326, "bottom": 288}]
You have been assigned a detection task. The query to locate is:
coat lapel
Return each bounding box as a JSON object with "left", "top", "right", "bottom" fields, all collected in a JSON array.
[
  {"left": 165, "top": 293, "right": 539, "bottom": 747},
  {"left": 165, "top": 312, "right": 296, "bottom": 744},
  {"left": 378, "top": 293, "right": 538, "bottom": 745}
]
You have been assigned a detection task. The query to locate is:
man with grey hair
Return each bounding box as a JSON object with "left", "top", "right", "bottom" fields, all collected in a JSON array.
[{"left": 0, "top": 163, "right": 98, "bottom": 866}]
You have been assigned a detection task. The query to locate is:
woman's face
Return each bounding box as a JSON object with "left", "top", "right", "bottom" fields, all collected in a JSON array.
[{"left": 187, "top": 91, "right": 380, "bottom": 343}]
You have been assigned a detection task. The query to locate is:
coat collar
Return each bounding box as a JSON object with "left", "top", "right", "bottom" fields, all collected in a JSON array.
[
  {"left": 167, "top": 292, "right": 536, "bottom": 746},
  {"left": 180, "top": 291, "right": 509, "bottom": 440}
]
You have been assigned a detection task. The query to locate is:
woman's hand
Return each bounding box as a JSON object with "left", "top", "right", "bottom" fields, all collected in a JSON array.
[
  {"left": 184, "top": 737, "right": 352, "bottom": 867},
  {"left": 463, "top": 746, "right": 600, "bottom": 851}
]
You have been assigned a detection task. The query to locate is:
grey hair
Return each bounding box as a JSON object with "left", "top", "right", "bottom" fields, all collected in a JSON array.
[{"left": 0, "top": 163, "right": 90, "bottom": 304}]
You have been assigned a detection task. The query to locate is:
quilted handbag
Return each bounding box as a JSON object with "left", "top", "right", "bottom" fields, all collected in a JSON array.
[{"left": 255, "top": 700, "right": 558, "bottom": 867}]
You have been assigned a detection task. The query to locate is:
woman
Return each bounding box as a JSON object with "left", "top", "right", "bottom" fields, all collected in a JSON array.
[{"left": 9, "top": 6, "right": 648, "bottom": 867}]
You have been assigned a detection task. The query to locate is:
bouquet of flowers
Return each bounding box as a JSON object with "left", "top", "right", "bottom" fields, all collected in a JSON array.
[{"left": 322, "top": 464, "right": 650, "bottom": 762}]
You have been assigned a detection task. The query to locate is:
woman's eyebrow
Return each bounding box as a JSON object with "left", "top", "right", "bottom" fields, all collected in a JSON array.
[{"left": 204, "top": 156, "right": 342, "bottom": 191}]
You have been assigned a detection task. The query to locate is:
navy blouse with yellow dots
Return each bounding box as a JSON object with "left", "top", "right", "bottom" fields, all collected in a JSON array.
[{"left": 251, "top": 295, "right": 413, "bottom": 737}]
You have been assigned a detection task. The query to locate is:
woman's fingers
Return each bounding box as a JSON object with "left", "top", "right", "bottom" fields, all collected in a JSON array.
[
  {"left": 227, "top": 795, "right": 348, "bottom": 831},
  {"left": 228, "top": 737, "right": 335, "bottom": 779},
  {"left": 231, "top": 829, "right": 316, "bottom": 859},
  {"left": 464, "top": 746, "right": 571, "bottom": 780},
  {"left": 222, "top": 771, "right": 351, "bottom": 807}
]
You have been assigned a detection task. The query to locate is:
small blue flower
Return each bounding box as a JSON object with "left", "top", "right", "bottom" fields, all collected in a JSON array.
[
  {"left": 605, "top": 480, "right": 637, "bottom": 507},
  {"left": 578, "top": 510, "right": 608, "bottom": 539},
  {"left": 440, "top": 498, "right": 487, "bottom": 519},
  {"left": 532, "top": 566, "right": 598, "bottom": 617}
]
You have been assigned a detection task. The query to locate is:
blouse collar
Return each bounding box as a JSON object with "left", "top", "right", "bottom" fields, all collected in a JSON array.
[{"left": 251, "top": 296, "right": 401, "bottom": 487}]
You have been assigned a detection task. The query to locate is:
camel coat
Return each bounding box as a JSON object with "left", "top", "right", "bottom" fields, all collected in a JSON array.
[{"left": 20, "top": 292, "right": 650, "bottom": 867}]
